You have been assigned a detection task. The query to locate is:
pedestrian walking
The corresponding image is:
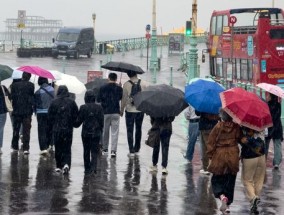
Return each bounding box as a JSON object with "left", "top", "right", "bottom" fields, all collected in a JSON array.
[
  {"left": 10, "top": 72, "right": 35, "bottom": 154},
  {"left": 120, "top": 71, "right": 147, "bottom": 157},
  {"left": 0, "top": 83, "right": 10, "bottom": 154},
  {"left": 97, "top": 73, "right": 123, "bottom": 158},
  {"left": 183, "top": 105, "right": 200, "bottom": 163},
  {"left": 240, "top": 127, "right": 266, "bottom": 214},
  {"left": 207, "top": 108, "right": 241, "bottom": 214},
  {"left": 196, "top": 110, "right": 219, "bottom": 175},
  {"left": 265, "top": 93, "right": 283, "bottom": 169},
  {"left": 74, "top": 90, "right": 104, "bottom": 175},
  {"left": 149, "top": 116, "right": 175, "bottom": 175},
  {"left": 34, "top": 77, "right": 55, "bottom": 155},
  {"left": 48, "top": 85, "right": 78, "bottom": 174}
]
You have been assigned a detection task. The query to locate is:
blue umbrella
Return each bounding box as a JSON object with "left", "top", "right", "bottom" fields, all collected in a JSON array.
[{"left": 185, "top": 79, "right": 225, "bottom": 114}]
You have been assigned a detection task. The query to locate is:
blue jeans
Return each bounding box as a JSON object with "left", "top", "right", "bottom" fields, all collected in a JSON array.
[
  {"left": 0, "top": 113, "right": 7, "bottom": 148},
  {"left": 266, "top": 138, "right": 282, "bottom": 166},
  {"left": 185, "top": 122, "right": 199, "bottom": 161}
]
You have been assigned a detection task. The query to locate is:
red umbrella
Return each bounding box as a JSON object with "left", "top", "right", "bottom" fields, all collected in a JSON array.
[
  {"left": 220, "top": 87, "right": 272, "bottom": 131},
  {"left": 17, "top": 65, "right": 55, "bottom": 80},
  {"left": 256, "top": 82, "right": 284, "bottom": 98}
]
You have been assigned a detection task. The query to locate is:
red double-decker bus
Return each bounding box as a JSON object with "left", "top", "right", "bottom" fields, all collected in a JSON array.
[{"left": 206, "top": 8, "right": 284, "bottom": 86}]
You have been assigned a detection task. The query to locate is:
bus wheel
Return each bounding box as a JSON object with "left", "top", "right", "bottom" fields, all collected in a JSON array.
[{"left": 87, "top": 49, "right": 92, "bottom": 58}]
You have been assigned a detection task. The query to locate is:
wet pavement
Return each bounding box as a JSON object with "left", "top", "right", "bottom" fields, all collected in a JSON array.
[{"left": 1, "top": 45, "right": 284, "bottom": 214}]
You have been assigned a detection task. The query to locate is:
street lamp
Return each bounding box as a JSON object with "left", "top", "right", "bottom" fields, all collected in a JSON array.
[
  {"left": 92, "top": 13, "right": 96, "bottom": 54},
  {"left": 150, "top": 0, "right": 158, "bottom": 72}
]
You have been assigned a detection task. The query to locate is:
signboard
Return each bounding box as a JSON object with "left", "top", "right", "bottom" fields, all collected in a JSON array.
[
  {"left": 229, "top": 16, "right": 237, "bottom": 25},
  {"left": 261, "top": 60, "right": 267, "bottom": 73},
  {"left": 247, "top": 35, "right": 254, "bottom": 56},
  {"left": 17, "top": 10, "right": 26, "bottom": 28},
  {"left": 146, "top": 24, "right": 151, "bottom": 32},
  {"left": 145, "top": 33, "right": 151, "bottom": 39},
  {"left": 87, "top": 70, "right": 103, "bottom": 82},
  {"left": 168, "top": 33, "right": 184, "bottom": 52}
]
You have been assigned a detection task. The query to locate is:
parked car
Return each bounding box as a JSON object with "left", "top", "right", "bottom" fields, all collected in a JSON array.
[{"left": 52, "top": 27, "right": 94, "bottom": 59}]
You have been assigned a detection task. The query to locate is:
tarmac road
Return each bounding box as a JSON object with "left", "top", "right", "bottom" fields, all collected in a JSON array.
[{"left": 0, "top": 45, "right": 284, "bottom": 214}]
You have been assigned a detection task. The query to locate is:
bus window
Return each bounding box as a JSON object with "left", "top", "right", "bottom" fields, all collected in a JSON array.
[
  {"left": 236, "top": 59, "right": 241, "bottom": 79},
  {"left": 232, "top": 59, "right": 236, "bottom": 79},
  {"left": 248, "top": 60, "right": 253, "bottom": 81},
  {"left": 216, "top": 58, "right": 223, "bottom": 77},
  {"left": 241, "top": 59, "right": 248, "bottom": 80},
  {"left": 211, "top": 16, "right": 216, "bottom": 35},
  {"left": 223, "top": 15, "right": 228, "bottom": 28},
  {"left": 216, "top": 16, "right": 223, "bottom": 35}
]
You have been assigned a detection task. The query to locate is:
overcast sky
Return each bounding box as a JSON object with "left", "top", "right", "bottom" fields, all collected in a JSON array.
[{"left": 1, "top": 0, "right": 283, "bottom": 40}]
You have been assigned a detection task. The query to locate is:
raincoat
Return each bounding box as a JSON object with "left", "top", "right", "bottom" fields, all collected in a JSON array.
[{"left": 207, "top": 121, "right": 241, "bottom": 175}]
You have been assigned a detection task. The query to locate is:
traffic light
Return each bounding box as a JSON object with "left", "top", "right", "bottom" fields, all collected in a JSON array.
[{"left": 186, "top": 21, "right": 192, "bottom": 36}]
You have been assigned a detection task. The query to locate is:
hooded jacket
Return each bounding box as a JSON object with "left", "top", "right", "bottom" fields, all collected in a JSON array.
[
  {"left": 48, "top": 85, "right": 78, "bottom": 132},
  {"left": 74, "top": 90, "right": 104, "bottom": 137},
  {"left": 207, "top": 121, "right": 241, "bottom": 175},
  {"left": 267, "top": 97, "right": 283, "bottom": 140}
]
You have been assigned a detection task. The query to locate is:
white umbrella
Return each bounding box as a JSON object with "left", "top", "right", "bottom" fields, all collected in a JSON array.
[
  {"left": 55, "top": 73, "right": 86, "bottom": 94},
  {"left": 48, "top": 70, "right": 63, "bottom": 80}
]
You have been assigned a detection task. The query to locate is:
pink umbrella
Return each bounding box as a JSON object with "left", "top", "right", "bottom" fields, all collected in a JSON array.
[
  {"left": 256, "top": 83, "right": 284, "bottom": 98},
  {"left": 17, "top": 65, "right": 55, "bottom": 80}
]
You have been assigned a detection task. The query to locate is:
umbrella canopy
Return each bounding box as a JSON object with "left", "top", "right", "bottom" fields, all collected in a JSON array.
[
  {"left": 55, "top": 73, "right": 86, "bottom": 94},
  {"left": 220, "top": 87, "right": 272, "bottom": 132},
  {"left": 256, "top": 82, "right": 284, "bottom": 98},
  {"left": 133, "top": 84, "right": 188, "bottom": 118},
  {"left": 48, "top": 70, "right": 64, "bottom": 80},
  {"left": 101, "top": 61, "right": 145, "bottom": 74},
  {"left": 17, "top": 65, "right": 55, "bottom": 80},
  {"left": 0, "top": 64, "right": 13, "bottom": 81},
  {"left": 185, "top": 79, "right": 225, "bottom": 114},
  {"left": 85, "top": 78, "right": 108, "bottom": 96}
]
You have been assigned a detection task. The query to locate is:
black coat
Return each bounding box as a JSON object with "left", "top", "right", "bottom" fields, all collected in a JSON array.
[
  {"left": 11, "top": 80, "right": 35, "bottom": 116},
  {"left": 74, "top": 103, "right": 104, "bottom": 137},
  {"left": 268, "top": 99, "right": 283, "bottom": 140},
  {"left": 48, "top": 86, "right": 78, "bottom": 132}
]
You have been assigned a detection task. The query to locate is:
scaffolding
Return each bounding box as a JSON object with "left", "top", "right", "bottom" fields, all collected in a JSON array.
[{"left": 4, "top": 15, "right": 62, "bottom": 43}]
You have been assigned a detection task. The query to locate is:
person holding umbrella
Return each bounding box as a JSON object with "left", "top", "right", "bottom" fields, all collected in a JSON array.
[
  {"left": 0, "top": 82, "right": 10, "bottom": 154},
  {"left": 120, "top": 71, "right": 147, "bottom": 157},
  {"left": 265, "top": 93, "right": 283, "bottom": 169},
  {"left": 10, "top": 72, "right": 35, "bottom": 154},
  {"left": 207, "top": 108, "right": 241, "bottom": 214}
]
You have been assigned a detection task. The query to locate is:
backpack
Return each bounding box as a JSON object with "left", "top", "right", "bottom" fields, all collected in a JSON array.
[{"left": 129, "top": 79, "right": 141, "bottom": 105}]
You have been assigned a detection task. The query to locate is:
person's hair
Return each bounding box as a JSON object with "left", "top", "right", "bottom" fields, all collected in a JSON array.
[
  {"left": 22, "top": 72, "right": 31, "bottom": 81},
  {"left": 219, "top": 108, "right": 232, "bottom": 122},
  {"left": 38, "top": 77, "right": 48, "bottom": 86},
  {"left": 108, "top": 73, "right": 117, "bottom": 81},
  {"left": 127, "top": 71, "right": 137, "bottom": 78},
  {"left": 270, "top": 93, "right": 278, "bottom": 101}
]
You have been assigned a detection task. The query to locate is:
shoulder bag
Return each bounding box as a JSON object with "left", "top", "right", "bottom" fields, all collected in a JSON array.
[{"left": 1, "top": 86, "right": 13, "bottom": 112}]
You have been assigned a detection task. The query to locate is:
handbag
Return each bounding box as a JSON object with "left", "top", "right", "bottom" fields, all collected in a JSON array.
[
  {"left": 145, "top": 127, "right": 160, "bottom": 148},
  {"left": 1, "top": 86, "right": 13, "bottom": 112}
]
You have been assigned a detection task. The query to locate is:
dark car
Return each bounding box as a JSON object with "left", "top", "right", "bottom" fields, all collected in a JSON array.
[{"left": 52, "top": 27, "right": 94, "bottom": 59}]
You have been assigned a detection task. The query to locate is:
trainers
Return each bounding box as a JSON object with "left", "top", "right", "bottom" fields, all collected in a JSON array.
[
  {"left": 48, "top": 145, "right": 54, "bottom": 152},
  {"left": 220, "top": 194, "right": 228, "bottom": 213},
  {"left": 102, "top": 149, "right": 108, "bottom": 155},
  {"left": 250, "top": 196, "right": 260, "bottom": 213},
  {"left": 128, "top": 153, "right": 135, "bottom": 158},
  {"left": 150, "top": 165, "right": 158, "bottom": 172},
  {"left": 199, "top": 169, "right": 210, "bottom": 175},
  {"left": 40, "top": 150, "right": 48, "bottom": 156},
  {"left": 23, "top": 150, "right": 29, "bottom": 155},
  {"left": 111, "top": 151, "right": 116, "bottom": 158},
  {"left": 162, "top": 167, "right": 168, "bottom": 175},
  {"left": 55, "top": 168, "right": 61, "bottom": 173},
  {"left": 63, "top": 164, "right": 69, "bottom": 175}
]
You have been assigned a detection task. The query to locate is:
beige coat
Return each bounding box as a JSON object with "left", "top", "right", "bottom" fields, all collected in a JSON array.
[
  {"left": 207, "top": 121, "right": 241, "bottom": 175},
  {"left": 120, "top": 76, "right": 148, "bottom": 113}
]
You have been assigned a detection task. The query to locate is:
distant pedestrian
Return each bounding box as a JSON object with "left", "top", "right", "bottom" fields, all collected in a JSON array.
[
  {"left": 74, "top": 90, "right": 104, "bottom": 175},
  {"left": 120, "top": 71, "right": 147, "bottom": 157},
  {"left": 48, "top": 85, "right": 78, "bottom": 174},
  {"left": 183, "top": 105, "right": 200, "bottom": 163},
  {"left": 149, "top": 116, "right": 175, "bottom": 175},
  {"left": 240, "top": 127, "right": 266, "bottom": 214},
  {"left": 196, "top": 110, "right": 219, "bottom": 175},
  {"left": 10, "top": 72, "right": 35, "bottom": 154},
  {"left": 34, "top": 77, "right": 55, "bottom": 155},
  {"left": 207, "top": 108, "right": 241, "bottom": 214},
  {"left": 97, "top": 73, "right": 123, "bottom": 158},
  {"left": 265, "top": 93, "right": 283, "bottom": 169},
  {"left": 0, "top": 83, "right": 10, "bottom": 154}
]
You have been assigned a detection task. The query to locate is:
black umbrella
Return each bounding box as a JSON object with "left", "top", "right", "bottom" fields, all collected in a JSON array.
[
  {"left": 85, "top": 78, "right": 108, "bottom": 96},
  {"left": 0, "top": 64, "right": 13, "bottom": 81},
  {"left": 101, "top": 61, "right": 145, "bottom": 74},
  {"left": 133, "top": 84, "right": 188, "bottom": 118}
]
